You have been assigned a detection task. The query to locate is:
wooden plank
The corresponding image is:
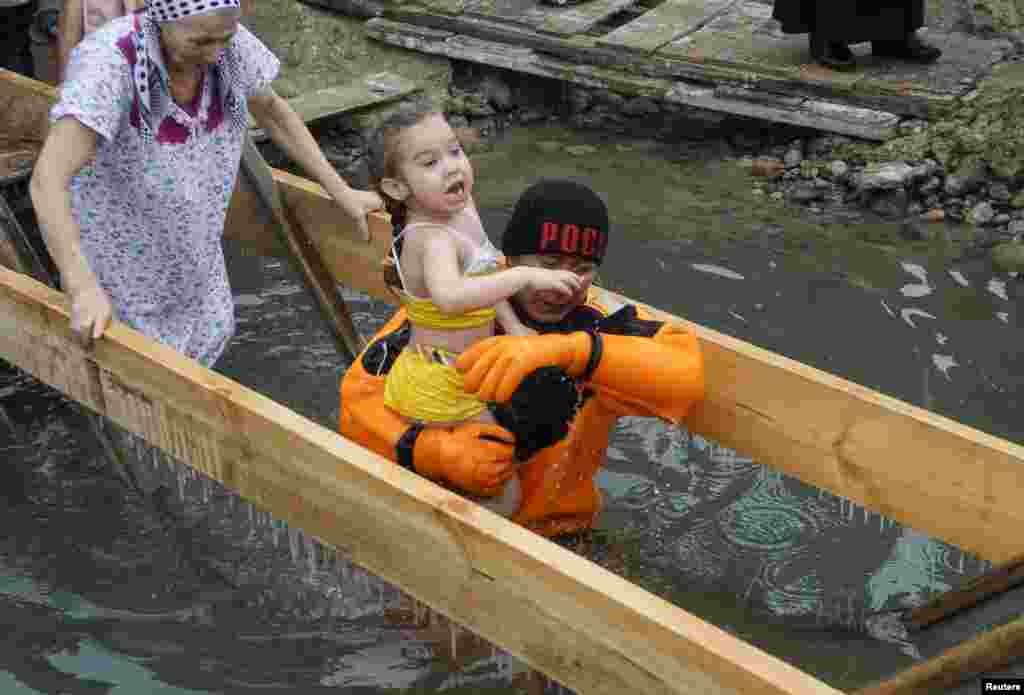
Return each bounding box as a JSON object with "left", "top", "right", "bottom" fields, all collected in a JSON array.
[
  {"left": 249, "top": 72, "right": 422, "bottom": 142},
  {"left": 854, "top": 613, "right": 1024, "bottom": 695},
  {"left": 591, "top": 286, "right": 1024, "bottom": 565},
  {"left": 903, "top": 552, "right": 1024, "bottom": 631},
  {"left": 239, "top": 134, "right": 365, "bottom": 360},
  {"left": 224, "top": 170, "right": 396, "bottom": 304},
  {"left": 537, "top": 0, "right": 638, "bottom": 37},
  {"left": 462, "top": 0, "right": 635, "bottom": 36},
  {"left": 366, "top": 19, "right": 900, "bottom": 140},
  {"left": 0, "top": 267, "right": 844, "bottom": 695},
  {"left": 597, "top": 0, "right": 737, "bottom": 53}
]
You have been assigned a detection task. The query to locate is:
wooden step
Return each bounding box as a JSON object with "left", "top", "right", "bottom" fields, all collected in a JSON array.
[
  {"left": 366, "top": 18, "right": 901, "bottom": 140},
  {"left": 597, "top": 0, "right": 738, "bottom": 53},
  {"left": 249, "top": 72, "right": 422, "bottom": 141}
]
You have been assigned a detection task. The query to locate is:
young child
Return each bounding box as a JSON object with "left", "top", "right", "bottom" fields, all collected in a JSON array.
[
  {"left": 57, "top": 0, "right": 145, "bottom": 83},
  {"left": 370, "top": 101, "right": 583, "bottom": 515}
]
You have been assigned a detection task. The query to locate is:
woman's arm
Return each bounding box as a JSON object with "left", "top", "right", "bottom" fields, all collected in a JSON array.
[
  {"left": 421, "top": 230, "right": 580, "bottom": 315},
  {"left": 56, "top": 0, "right": 85, "bottom": 85},
  {"left": 248, "top": 88, "right": 382, "bottom": 241},
  {"left": 29, "top": 117, "right": 112, "bottom": 340}
]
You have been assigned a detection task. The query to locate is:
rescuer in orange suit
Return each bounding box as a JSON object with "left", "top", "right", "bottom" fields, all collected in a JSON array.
[{"left": 339, "top": 179, "right": 705, "bottom": 538}]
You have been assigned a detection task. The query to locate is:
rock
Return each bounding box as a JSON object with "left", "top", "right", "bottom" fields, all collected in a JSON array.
[
  {"left": 567, "top": 87, "right": 592, "bottom": 114},
  {"left": 595, "top": 92, "right": 625, "bottom": 109},
  {"left": 908, "top": 160, "right": 939, "bottom": 184},
  {"left": 907, "top": 201, "right": 924, "bottom": 216},
  {"left": 784, "top": 148, "right": 803, "bottom": 169},
  {"left": 789, "top": 184, "right": 825, "bottom": 203},
  {"left": 770, "top": 191, "right": 784, "bottom": 201},
  {"left": 900, "top": 218, "right": 937, "bottom": 241},
  {"left": 988, "top": 182, "right": 1012, "bottom": 202},
  {"left": 969, "top": 201, "right": 997, "bottom": 225},
  {"left": 448, "top": 94, "right": 495, "bottom": 117},
  {"left": 518, "top": 108, "right": 546, "bottom": 124},
  {"left": 828, "top": 160, "right": 849, "bottom": 181},
  {"left": 751, "top": 157, "right": 785, "bottom": 178},
  {"left": 622, "top": 96, "right": 659, "bottom": 117},
  {"left": 923, "top": 208, "right": 946, "bottom": 223},
  {"left": 856, "top": 161, "right": 914, "bottom": 192},
  {"left": 992, "top": 242, "right": 1024, "bottom": 273},
  {"left": 995, "top": 213, "right": 1012, "bottom": 225},
  {"left": 813, "top": 177, "right": 832, "bottom": 189},
  {"left": 1010, "top": 219, "right": 1024, "bottom": 238},
  {"left": 866, "top": 189, "right": 910, "bottom": 218},
  {"left": 918, "top": 176, "right": 942, "bottom": 195},
  {"left": 565, "top": 144, "right": 598, "bottom": 156},
  {"left": 944, "top": 164, "right": 987, "bottom": 196},
  {"left": 1011, "top": 191, "right": 1024, "bottom": 209},
  {"left": 536, "top": 140, "right": 562, "bottom": 154},
  {"left": 752, "top": 187, "right": 765, "bottom": 196},
  {"left": 479, "top": 74, "right": 513, "bottom": 112}
]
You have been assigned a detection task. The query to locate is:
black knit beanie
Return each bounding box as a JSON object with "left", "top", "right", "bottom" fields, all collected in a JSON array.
[{"left": 501, "top": 179, "right": 610, "bottom": 265}]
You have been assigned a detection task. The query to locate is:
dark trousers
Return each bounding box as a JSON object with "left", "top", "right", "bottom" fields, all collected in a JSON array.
[
  {"left": 0, "top": 2, "right": 38, "bottom": 76},
  {"left": 772, "top": 0, "right": 924, "bottom": 42}
]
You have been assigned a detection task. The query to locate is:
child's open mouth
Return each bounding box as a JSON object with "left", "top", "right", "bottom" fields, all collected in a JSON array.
[{"left": 445, "top": 181, "right": 466, "bottom": 196}]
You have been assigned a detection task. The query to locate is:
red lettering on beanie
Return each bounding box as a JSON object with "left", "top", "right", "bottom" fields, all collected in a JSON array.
[
  {"left": 595, "top": 230, "right": 608, "bottom": 259},
  {"left": 540, "top": 222, "right": 559, "bottom": 251},
  {"left": 582, "top": 228, "right": 597, "bottom": 256},
  {"left": 561, "top": 224, "right": 579, "bottom": 253}
]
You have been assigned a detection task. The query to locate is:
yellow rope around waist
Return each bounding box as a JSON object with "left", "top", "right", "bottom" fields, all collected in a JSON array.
[
  {"left": 402, "top": 293, "right": 497, "bottom": 330},
  {"left": 383, "top": 344, "right": 489, "bottom": 423}
]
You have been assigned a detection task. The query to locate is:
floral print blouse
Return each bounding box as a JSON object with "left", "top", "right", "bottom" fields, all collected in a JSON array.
[{"left": 51, "top": 15, "right": 279, "bottom": 366}]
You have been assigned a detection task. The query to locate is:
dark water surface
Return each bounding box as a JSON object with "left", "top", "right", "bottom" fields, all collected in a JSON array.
[{"left": 2, "top": 124, "right": 1023, "bottom": 694}]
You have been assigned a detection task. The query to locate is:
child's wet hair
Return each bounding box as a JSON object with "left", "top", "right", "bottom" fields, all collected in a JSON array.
[{"left": 368, "top": 98, "right": 444, "bottom": 292}]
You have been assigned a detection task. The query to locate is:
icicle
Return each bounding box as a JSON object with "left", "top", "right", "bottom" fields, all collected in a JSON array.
[
  {"left": 176, "top": 463, "right": 187, "bottom": 501},
  {"left": 289, "top": 526, "right": 301, "bottom": 566},
  {"left": 306, "top": 535, "right": 318, "bottom": 579}
]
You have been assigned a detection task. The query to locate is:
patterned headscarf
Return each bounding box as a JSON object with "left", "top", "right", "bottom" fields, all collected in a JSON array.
[{"left": 130, "top": 0, "right": 245, "bottom": 143}]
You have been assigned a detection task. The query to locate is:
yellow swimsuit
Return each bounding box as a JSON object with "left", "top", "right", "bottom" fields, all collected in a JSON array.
[{"left": 383, "top": 218, "right": 504, "bottom": 423}]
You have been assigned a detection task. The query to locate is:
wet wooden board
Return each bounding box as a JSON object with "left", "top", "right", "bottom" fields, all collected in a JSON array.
[
  {"left": 660, "top": 1, "right": 849, "bottom": 81},
  {"left": 249, "top": 72, "right": 422, "bottom": 141},
  {"left": 462, "top": 0, "right": 637, "bottom": 36},
  {"left": 597, "top": 0, "right": 738, "bottom": 53},
  {"left": 594, "top": 282, "right": 1024, "bottom": 567},
  {"left": 366, "top": 19, "right": 901, "bottom": 140},
  {"left": 0, "top": 267, "right": 846, "bottom": 695}
]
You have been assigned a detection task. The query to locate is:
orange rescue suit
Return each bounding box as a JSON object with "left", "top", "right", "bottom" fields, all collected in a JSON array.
[{"left": 339, "top": 293, "right": 705, "bottom": 537}]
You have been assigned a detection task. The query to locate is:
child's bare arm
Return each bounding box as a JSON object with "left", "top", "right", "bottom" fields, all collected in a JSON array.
[
  {"left": 494, "top": 300, "right": 536, "bottom": 337},
  {"left": 420, "top": 229, "right": 581, "bottom": 314},
  {"left": 57, "top": 0, "right": 85, "bottom": 85}
]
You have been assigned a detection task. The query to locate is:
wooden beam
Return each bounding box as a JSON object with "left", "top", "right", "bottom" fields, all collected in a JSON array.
[
  {"left": 854, "top": 614, "right": 1024, "bottom": 695},
  {"left": 248, "top": 72, "right": 422, "bottom": 142},
  {"left": 903, "top": 553, "right": 1024, "bottom": 632},
  {"left": 591, "top": 287, "right": 1024, "bottom": 565},
  {"left": 0, "top": 267, "right": 842, "bottom": 695},
  {"left": 239, "top": 134, "right": 365, "bottom": 360},
  {"left": 223, "top": 170, "right": 396, "bottom": 303}
]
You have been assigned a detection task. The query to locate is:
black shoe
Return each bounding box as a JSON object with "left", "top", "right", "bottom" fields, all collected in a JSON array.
[
  {"left": 809, "top": 33, "right": 856, "bottom": 71},
  {"left": 872, "top": 32, "right": 942, "bottom": 63}
]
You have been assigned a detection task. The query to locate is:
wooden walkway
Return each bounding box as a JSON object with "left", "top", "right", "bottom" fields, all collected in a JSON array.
[{"left": 305, "top": 0, "right": 1016, "bottom": 140}]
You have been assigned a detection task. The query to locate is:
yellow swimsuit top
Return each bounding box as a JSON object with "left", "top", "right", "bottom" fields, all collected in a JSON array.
[{"left": 391, "top": 219, "right": 504, "bottom": 330}]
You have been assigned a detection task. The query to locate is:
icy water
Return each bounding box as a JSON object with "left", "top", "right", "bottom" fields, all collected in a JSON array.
[{"left": 2, "top": 124, "right": 1023, "bottom": 694}]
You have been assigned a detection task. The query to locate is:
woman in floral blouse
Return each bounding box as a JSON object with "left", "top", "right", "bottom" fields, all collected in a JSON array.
[{"left": 30, "top": 0, "right": 382, "bottom": 366}]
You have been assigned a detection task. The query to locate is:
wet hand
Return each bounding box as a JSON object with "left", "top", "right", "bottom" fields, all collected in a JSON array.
[
  {"left": 456, "top": 332, "right": 591, "bottom": 403},
  {"left": 334, "top": 188, "right": 385, "bottom": 243},
  {"left": 526, "top": 268, "right": 582, "bottom": 297},
  {"left": 67, "top": 281, "right": 113, "bottom": 348}
]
